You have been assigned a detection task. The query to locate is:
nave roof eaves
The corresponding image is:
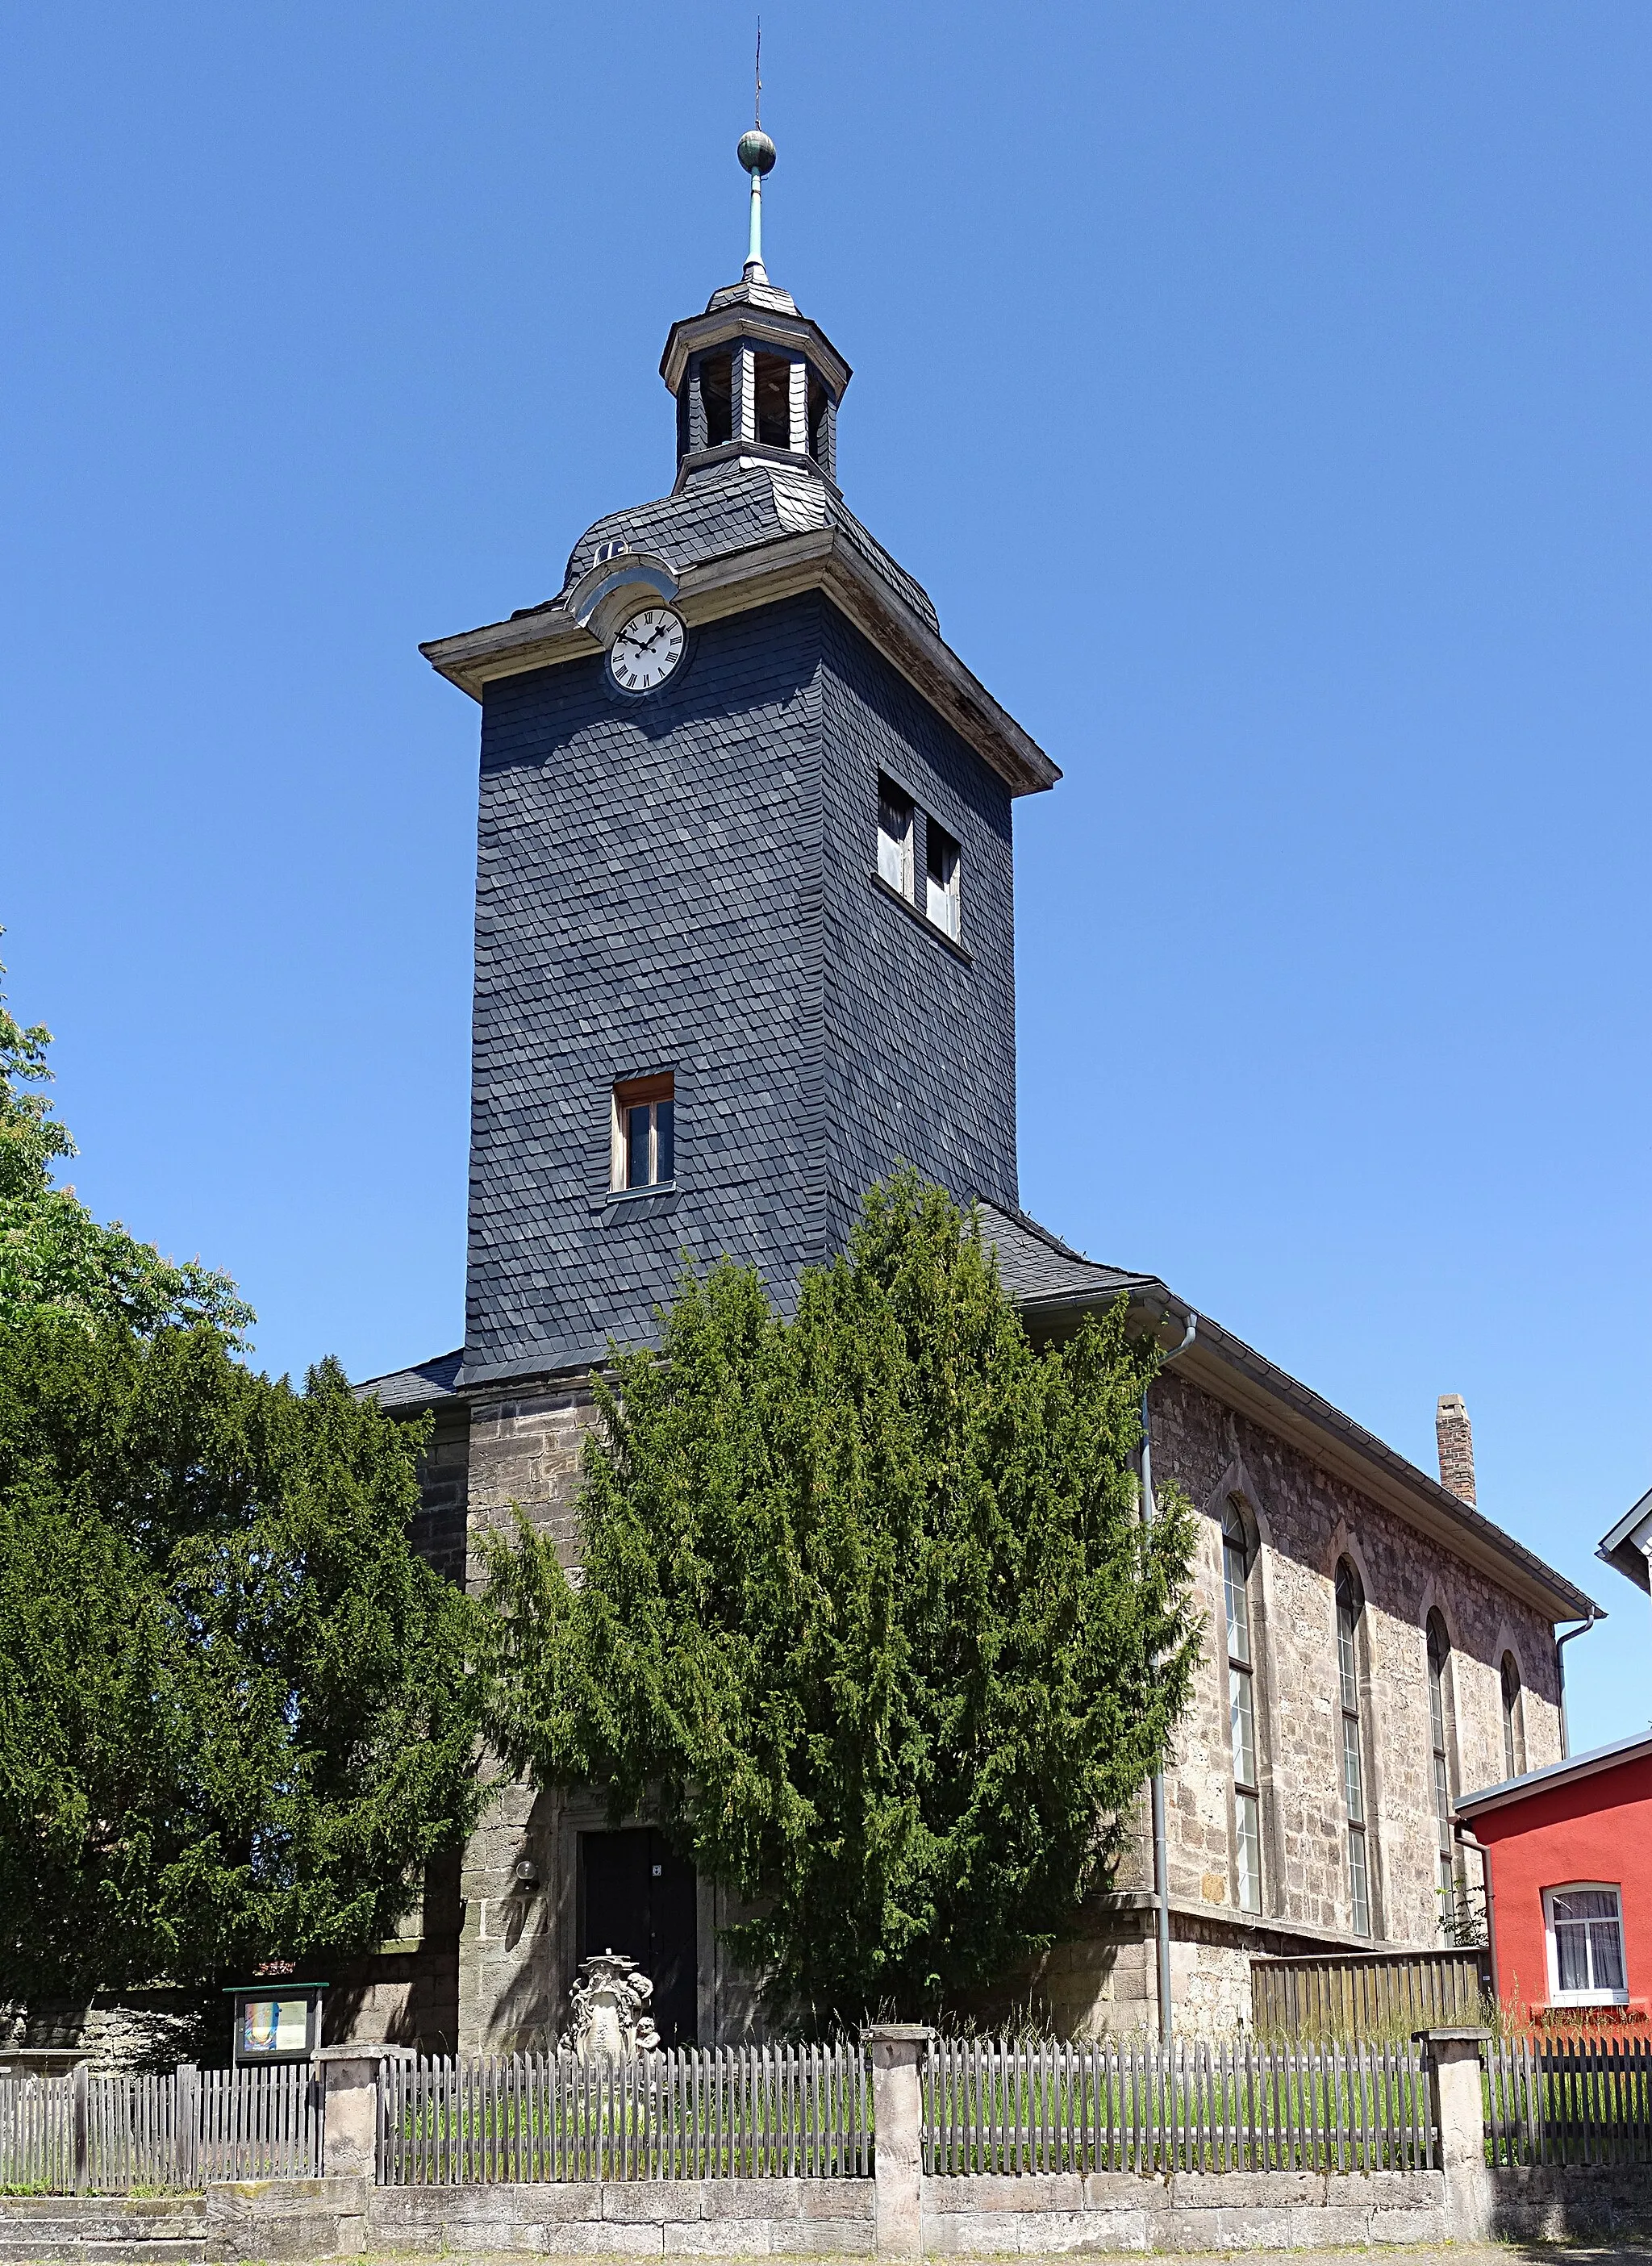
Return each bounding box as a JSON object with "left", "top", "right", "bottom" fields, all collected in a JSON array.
[
  {"left": 972, "top": 1200, "right": 1597, "bottom": 1627},
  {"left": 354, "top": 1214, "right": 1598, "bottom": 1625}
]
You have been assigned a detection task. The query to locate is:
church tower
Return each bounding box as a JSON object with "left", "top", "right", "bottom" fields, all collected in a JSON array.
[
  {"left": 423, "top": 134, "right": 1059, "bottom": 1391},
  {"left": 357, "top": 134, "right": 1597, "bottom": 2066}
]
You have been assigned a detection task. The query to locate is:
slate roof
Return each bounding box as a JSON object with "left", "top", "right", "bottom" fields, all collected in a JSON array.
[
  {"left": 355, "top": 1207, "right": 1137, "bottom": 1410},
  {"left": 974, "top": 1200, "right": 1158, "bottom": 1307},
  {"left": 514, "top": 458, "right": 941, "bottom": 639},
  {"left": 358, "top": 1348, "right": 463, "bottom": 1411},
  {"left": 353, "top": 1204, "right": 1596, "bottom": 1623}
]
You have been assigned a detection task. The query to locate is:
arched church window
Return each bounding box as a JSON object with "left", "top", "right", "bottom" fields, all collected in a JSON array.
[
  {"left": 1222, "top": 1498, "right": 1262, "bottom": 1914},
  {"left": 1426, "top": 1610, "right": 1459, "bottom": 1926},
  {"left": 1336, "top": 1561, "right": 1373, "bottom": 1937},
  {"left": 1501, "top": 1651, "right": 1526, "bottom": 1780}
]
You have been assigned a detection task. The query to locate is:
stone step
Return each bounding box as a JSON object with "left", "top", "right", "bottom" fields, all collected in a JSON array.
[
  {"left": 0, "top": 2229, "right": 198, "bottom": 2243},
  {"left": 0, "top": 2217, "right": 202, "bottom": 2236},
  {"left": 0, "top": 2207, "right": 204, "bottom": 2222},
  {"left": 0, "top": 2244, "right": 205, "bottom": 2264}
]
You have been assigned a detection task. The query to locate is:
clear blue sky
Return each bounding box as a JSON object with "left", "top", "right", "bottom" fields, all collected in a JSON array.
[{"left": 2, "top": 3, "right": 1648, "bottom": 1755}]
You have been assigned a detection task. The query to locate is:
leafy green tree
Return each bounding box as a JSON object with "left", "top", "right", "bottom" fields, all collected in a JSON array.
[
  {"left": 0, "top": 1317, "right": 488, "bottom": 2001},
  {"left": 484, "top": 1171, "right": 1200, "bottom": 2025},
  {"left": 0, "top": 950, "right": 250, "bottom": 1341}
]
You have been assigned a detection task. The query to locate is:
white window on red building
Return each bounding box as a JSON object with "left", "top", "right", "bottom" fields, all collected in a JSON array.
[{"left": 1544, "top": 1884, "right": 1627, "bottom": 2005}]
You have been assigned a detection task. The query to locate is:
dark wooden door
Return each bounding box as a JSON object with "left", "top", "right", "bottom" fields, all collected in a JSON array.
[{"left": 578, "top": 1828, "right": 698, "bottom": 2046}]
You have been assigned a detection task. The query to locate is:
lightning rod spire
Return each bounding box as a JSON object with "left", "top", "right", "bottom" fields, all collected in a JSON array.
[{"left": 737, "top": 20, "right": 776, "bottom": 285}]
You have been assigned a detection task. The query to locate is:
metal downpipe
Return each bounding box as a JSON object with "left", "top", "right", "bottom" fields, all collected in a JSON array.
[{"left": 1554, "top": 1608, "right": 1599, "bottom": 1759}]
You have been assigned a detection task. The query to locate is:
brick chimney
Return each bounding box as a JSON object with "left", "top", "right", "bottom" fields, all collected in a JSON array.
[{"left": 1436, "top": 1394, "right": 1476, "bottom": 1505}]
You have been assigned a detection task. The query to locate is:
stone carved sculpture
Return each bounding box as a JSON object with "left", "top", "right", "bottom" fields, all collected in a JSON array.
[{"left": 562, "top": 1950, "right": 660, "bottom": 2059}]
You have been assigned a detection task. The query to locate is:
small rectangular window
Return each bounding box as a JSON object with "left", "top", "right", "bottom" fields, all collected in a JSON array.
[
  {"left": 611, "top": 1075, "right": 675, "bottom": 1191},
  {"left": 878, "top": 778, "right": 915, "bottom": 902},
  {"left": 1546, "top": 1885, "right": 1628, "bottom": 2003},
  {"left": 926, "top": 820, "right": 962, "bottom": 941}
]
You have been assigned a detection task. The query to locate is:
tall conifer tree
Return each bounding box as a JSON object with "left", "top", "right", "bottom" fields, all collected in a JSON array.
[
  {"left": 0, "top": 961, "right": 487, "bottom": 2001},
  {"left": 486, "top": 1173, "right": 1199, "bottom": 2023}
]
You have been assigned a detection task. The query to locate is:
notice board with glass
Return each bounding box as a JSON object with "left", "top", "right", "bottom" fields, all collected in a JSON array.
[{"left": 225, "top": 1983, "right": 327, "bottom": 2065}]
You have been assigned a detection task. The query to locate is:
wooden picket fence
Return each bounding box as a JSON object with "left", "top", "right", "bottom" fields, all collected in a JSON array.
[
  {"left": 1251, "top": 1948, "right": 1491, "bottom": 2040},
  {"left": 196, "top": 2065, "right": 323, "bottom": 2181},
  {"left": 0, "top": 2072, "right": 77, "bottom": 2193},
  {"left": 924, "top": 2037, "right": 1437, "bottom": 2175},
  {"left": 378, "top": 2044, "right": 873, "bottom": 2184},
  {"left": 0, "top": 2064, "right": 320, "bottom": 2193},
  {"left": 1483, "top": 2034, "right": 1652, "bottom": 2168}
]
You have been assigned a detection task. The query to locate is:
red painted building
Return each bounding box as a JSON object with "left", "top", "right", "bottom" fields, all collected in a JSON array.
[{"left": 1457, "top": 1731, "right": 1652, "bottom": 2022}]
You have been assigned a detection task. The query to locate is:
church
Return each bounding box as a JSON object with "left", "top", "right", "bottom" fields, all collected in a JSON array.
[{"left": 348, "top": 134, "right": 1599, "bottom": 2052}]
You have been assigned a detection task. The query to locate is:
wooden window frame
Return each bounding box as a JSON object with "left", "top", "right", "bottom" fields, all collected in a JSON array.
[
  {"left": 878, "top": 777, "right": 916, "bottom": 903},
  {"left": 611, "top": 1074, "right": 676, "bottom": 1193},
  {"left": 925, "top": 817, "right": 962, "bottom": 943}
]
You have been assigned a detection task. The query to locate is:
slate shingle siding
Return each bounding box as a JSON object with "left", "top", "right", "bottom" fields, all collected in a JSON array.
[
  {"left": 556, "top": 463, "right": 941, "bottom": 636},
  {"left": 464, "top": 590, "right": 1020, "bottom": 1376},
  {"left": 819, "top": 606, "right": 1019, "bottom": 1245}
]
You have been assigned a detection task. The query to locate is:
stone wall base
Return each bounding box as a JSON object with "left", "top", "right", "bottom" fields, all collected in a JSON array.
[
  {"left": 3, "top": 2160, "right": 1649, "bottom": 2260},
  {"left": 197, "top": 2169, "right": 1453, "bottom": 2258},
  {"left": 197, "top": 2176, "right": 874, "bottom": 2260},
  {"left": 922, "top": 2170, "right": 1449, "bottom": 2253},
  {"left": 1487, "top": 2161, "right": 1652, "bottom": 2241},
  {"left": 0, "top": 2194, "right": 206, "bottom": 2263}
]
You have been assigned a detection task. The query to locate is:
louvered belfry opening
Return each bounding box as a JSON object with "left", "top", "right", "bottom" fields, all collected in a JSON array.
[
  {"left": 699, "top": 351, "right": 733, "bottom": 448},
  {"left": 753, "top": 351, "right": 791, "bottom": 446}
]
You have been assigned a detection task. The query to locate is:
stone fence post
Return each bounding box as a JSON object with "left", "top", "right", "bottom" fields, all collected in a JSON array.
[
  {"left": 866, "top": 2024, "right": 931, "bottom": 2259},
  {"left": 1414, "top": 2026, "right": 1491, "bottom": 2243},
  {"left": 314, "top": 2046, "right": 414, "bottom": 2183}
]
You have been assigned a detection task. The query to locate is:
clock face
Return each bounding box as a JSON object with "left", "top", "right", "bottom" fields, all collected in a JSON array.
[{"left": 609, "top": 606, "right": 686, "bottom": 692}]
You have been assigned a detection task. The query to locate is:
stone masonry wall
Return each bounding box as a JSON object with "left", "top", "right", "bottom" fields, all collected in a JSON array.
[
  {"left": 999, "top": 1369, "right": 1566, "bottom": 2040},
  {"left": 445, "top": 1380, "right": 787, "bottom": 2054},
  {"left": 463, "top": 1381, "right": 599, "bottom": 1580},
  {"left": 0, "top": 1989, "right": 213, "bottom": 2072},
  {"left": 408, "top": 1405, "right": 469, "bottom": 1588},
  {"left": 5, "top": 2161, "right": 1650, "bottom": 2259},
  {"left": 454, "top": 1383, "right": 602, "bottom": 2053},
  {"left": 1150, "top": 1369, "right": 1562, "bottom": 1951}
]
